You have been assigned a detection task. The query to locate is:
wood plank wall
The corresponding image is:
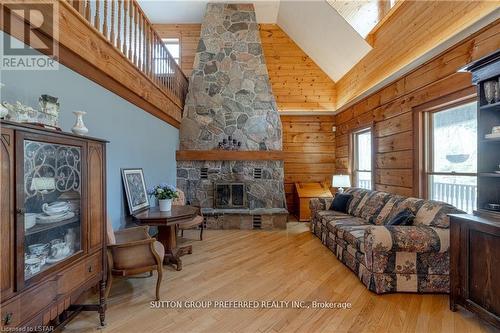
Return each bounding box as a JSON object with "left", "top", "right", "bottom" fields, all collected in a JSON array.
[
  {"left": 334, "top": 21, "right": 500, "bottom": 197},
  {"left": 259, "top": 24, "right": 336, "bottom": 111},
  {"left": 281, "top": 115, "right": 336, "bottom": 211},
  {"left": 154, "top": 23, "right": 337, "bottom": 112},
  {"left": 153, "top": 24, "right": 202, "bottom": 77},
  {"left": 334, "top": 1, "right": 499, "bottom": 109}
]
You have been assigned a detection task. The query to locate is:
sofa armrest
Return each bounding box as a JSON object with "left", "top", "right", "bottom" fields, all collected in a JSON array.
[
  {"left": 364, "top": 225, "right": 449, "bottom": 254},
  {"left": 309, "top": 197, "right": 334, "bottom": 215}
]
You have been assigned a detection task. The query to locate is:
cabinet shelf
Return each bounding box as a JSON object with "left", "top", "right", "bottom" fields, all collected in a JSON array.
[
  {"left": 479, "top": 101, "right": 500, "bottom": 111},
  {"left": 478, "top": 173, "right": 500, "bottom": 178},
  {"left": 25, "top": 216, "right": 80, "bottom": 236}
]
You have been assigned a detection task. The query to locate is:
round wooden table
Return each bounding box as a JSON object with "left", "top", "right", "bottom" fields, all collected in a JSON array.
[{"left": 132, "top": 205, "right": 199, "bottom": 271}]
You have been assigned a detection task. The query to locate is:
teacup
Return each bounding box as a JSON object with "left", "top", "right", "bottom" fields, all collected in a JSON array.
[
  {"left": 25, "top": 258, "right": 42, "bottom": 275},
  {"left": 50, "top": 242, "right": 71, "bottom": 259}
]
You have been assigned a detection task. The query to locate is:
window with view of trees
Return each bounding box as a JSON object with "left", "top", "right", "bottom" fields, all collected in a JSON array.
[
  {"left": 426, "top": 102, "right": 477, "bottom": 213},
  {"left": 353, "top": 128, "right": 372, "bottom": 189}
]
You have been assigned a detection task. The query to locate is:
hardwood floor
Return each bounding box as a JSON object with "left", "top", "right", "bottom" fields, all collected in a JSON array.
[{"left": 65, "top": 224, "right": 497, "bottom": 333}]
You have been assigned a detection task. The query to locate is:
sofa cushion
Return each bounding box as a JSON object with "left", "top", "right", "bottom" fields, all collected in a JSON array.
[
  {"left": 383, "top": 197, "right": 425, "bottom": 225},
  {"left": 386, "top": 208, "right": 415, "bottom": 226},
  {"left": 329, "top": 193, "right": 352, "bottom": 213},
  {"left": 338, "top": 224, "right": 371, "bottom": 254},
  {"left": 358, "top": 191, "right": 392, "bottom": 223},
  {"left": 414, "top": 201, "right": 462, "bottom": 228},
  {"left": 373, "top": 195, "right": 405, "bottom": 225},
  {"left": 326, "top": 216, "right": 366, "bottom": 235},
  {"left": 345, "top": 188, "right": 370, "bottom": 215}
]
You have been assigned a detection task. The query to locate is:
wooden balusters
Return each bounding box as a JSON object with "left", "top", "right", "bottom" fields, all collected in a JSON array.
[
  {"left": 123, "top": 0, "right": 128, "bottom": 55},
  {"left": 117, "top": 0, "right": 122, "bottom": 50},
  {"left": 128, "top": 0, "right": 133, "bottom": 60},
  {"left": 103, "top": 0, "right": 108, "bottom": 39},
  {"left": 110, "top": 0, "right": 115, "bottom": 46},
  {"left": 84, "top": 0, "right": 91, "bottom": 22},
  {"left": 94, "top": 0, "right": 100, "bottom": 31},
  {"left": 65, "top": 0, "right": 188, "bottom": 106}
]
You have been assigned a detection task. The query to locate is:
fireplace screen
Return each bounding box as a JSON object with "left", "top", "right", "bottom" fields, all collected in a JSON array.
[{"left": 214, "top": 183, "right": 247, "bottom": 209}]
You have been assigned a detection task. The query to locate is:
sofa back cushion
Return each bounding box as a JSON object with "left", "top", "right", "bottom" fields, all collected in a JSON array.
[
  {"left": 414, "top": 200, "right": 463, "bottom": 228},
  {"left": 383, "top": 197, "right": 425, "bottom": 225},
  {"left": 373, "top": 195, "right": 406, "bottom": 225},
  {"left": 357, "top": 191, "right": 392, "bottom": 223},
  {"left": 345, "top": 188, "right": 370, "bottom": 215}
]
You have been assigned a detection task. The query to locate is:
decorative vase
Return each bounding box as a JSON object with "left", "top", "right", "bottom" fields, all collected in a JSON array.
[
  {"left": 0, "top": 103, "right": 8, "bottom": 119},
  {"left": 71, "top": 111, "right": 88, "bottom": 135},
  {"left": 158, "top": 199, "right": 172, "bottom": 212}
]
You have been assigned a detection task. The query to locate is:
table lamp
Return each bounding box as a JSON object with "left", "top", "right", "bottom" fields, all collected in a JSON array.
[{"left": 332, "top": 175, "right": 351, "bottom": 193}]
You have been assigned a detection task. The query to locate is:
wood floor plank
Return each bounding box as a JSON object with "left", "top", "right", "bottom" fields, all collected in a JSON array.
[{"left": 64, "top": 225, "right": 497, "bottom": 333}]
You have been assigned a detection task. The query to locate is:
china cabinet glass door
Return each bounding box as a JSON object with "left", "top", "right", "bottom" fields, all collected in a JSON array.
[{"left": 22, "top": 139, "right": 83, "bottom": 281}]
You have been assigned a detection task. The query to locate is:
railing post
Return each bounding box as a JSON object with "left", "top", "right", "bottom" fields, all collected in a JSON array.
[
  {"left": 128, "top": 0, "right": 133, "bottom": 60},
  {"left": 110, "top": 0, "right": 115, "bottom": 46},
  {"left": 94, "top": 0, "right": 100, "bottom": 31},
  {"left": 103, "top": 0, "right": 108, "bottom": 39}
]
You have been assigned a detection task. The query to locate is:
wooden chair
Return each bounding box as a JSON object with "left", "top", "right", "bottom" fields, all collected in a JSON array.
[
  {"left": 173, "top": 189, "right": 204, "bottom": 241},
  {"left": 106, "top": 219, "right": 165, "bottom": 301}
]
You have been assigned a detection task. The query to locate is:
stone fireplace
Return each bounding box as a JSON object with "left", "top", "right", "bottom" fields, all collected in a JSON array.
[{"left": 176, "top": 3, "right": 287, "bottom": 229}]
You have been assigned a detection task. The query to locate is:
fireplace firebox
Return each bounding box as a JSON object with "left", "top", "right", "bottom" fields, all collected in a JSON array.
[{"left": 214, "top": 182, "right": 247, "bottom": 209}]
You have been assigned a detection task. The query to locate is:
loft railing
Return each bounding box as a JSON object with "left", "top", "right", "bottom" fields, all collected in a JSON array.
[{"left": 66, "top": 0, "right": 188, "bottom": 107}]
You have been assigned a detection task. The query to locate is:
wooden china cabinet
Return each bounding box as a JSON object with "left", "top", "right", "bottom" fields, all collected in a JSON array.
[
  {"left": 0, "top": 120, "right": 107, "bottom": 330},
  {"left": 449, "top": 51, "right": 500, "bottom": 329}
]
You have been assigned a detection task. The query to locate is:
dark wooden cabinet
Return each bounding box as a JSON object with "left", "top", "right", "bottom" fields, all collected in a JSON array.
[
  {"left": 0, "top": 121, "right": 107, "bottom": 330},
  {"left": 449, "top": 50, "right": 500, "bottom": 329},
  {"left": 449, "top": 214, "right": 500, "bottom": 328}
]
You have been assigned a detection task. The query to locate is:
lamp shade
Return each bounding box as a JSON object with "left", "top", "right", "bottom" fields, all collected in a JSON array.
[{"left": 332, "top": 175, "right": 351, "bottom": 188}]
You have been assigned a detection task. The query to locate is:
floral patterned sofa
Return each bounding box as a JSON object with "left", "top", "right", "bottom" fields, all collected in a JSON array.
[{"left": 309, "top": 188, "right": 464, "bottom": 294}]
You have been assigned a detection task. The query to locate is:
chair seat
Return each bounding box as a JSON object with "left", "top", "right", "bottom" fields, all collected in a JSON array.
[
  {"left": 178, "top": 215, "right": 204, "bottom": 229},
  {"left": 153, "top": 241, "right": 165, "bottom": 263}
]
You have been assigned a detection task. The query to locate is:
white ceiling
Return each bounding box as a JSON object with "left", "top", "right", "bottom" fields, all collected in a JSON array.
[
  {"left": 138, "top": 0, "right": 280, "bottom": 24},
  {"left": 137, "top": 0, "right": 372, "bottom": 82},
  {"left": 277, "top": 1, "right": 371, "bottom": 81}
]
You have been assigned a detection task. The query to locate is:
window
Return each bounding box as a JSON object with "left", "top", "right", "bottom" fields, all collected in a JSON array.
[
  {"left": 425, "top": 102, "right": 477, "bottom": 213},
  {"left": 162, "top": 38, "right": 180, "bottom": 65},
  {"left": 353, "top": 128, "right": 372, "bottom": 189}
]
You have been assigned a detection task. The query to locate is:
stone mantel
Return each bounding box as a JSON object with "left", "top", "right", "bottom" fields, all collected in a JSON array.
[{"left": 176, "top": 150, "right": 285, "bottom": 161}]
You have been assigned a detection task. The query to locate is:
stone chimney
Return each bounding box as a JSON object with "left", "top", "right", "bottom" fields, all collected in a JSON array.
[
  {"left": 179, "top": 3, "right": 282, "bottom": 151},
  {"left": 176, "top": 3, "right": 287, "bottom": 229}
]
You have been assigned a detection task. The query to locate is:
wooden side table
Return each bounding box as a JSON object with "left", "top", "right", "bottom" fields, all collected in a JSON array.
[
  {"left": 294, "top": 182, "right": 333, "bottom": 221},
  {"left": 132, "top": 206, "right": 199, "bottom": 271}
]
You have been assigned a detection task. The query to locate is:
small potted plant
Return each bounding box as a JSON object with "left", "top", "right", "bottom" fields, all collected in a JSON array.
[{"left": 148, "top": 183, "right": 178, "bottom": 212}]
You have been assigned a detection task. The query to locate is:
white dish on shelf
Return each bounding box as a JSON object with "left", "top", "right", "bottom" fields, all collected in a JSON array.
[
  {"left": 485, "top": 133, "right": 500, "bottom": 139},
  {"left": 495, "top": 171, "right": 500, "bottom": 174},
  {"left": 36, "top": 211, "right": 75, "bottom": 224},
  {"left": 45, "top": 250, "right": 74, "bottom": 264}
]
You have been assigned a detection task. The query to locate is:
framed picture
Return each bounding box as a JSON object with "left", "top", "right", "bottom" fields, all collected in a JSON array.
[{"left": 121, "top": 168, "right": 150, "bottom": 214}]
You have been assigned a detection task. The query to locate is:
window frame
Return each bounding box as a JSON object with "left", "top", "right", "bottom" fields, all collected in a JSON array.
[
  {"left": 413, "top": 88, "right": 477, "bottom": 200},
  {"left": 350, "top": 126, "right": 374, "bottom": 190}
]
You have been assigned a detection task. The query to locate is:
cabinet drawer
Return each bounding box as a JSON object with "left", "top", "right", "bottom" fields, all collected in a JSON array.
[
  {"left": 58, "top": 252, "right": 102, "bottom": 295},
  {"left": 1, "top": 278, "right": 58, "bottom": 328}
]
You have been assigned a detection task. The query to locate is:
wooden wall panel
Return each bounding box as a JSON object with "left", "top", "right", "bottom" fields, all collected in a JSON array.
[
  {"left": 281, "top": 115, "right": 336, "bottom": 212},
  {"left": 334, "top": 20, "right": 500, "bottom": 198},
  {"left": 153, "top": 24, "right": 202, "bottom": 77},
  {"left": 335, "top": 1, "right": 498, "bottom": 109},
  {"left": 260, "top": 24, "right": 336, "bottom": 112}
]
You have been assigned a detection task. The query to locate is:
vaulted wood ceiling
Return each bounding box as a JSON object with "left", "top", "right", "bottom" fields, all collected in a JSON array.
[{"left": 140, "top": 1, "right": 500, "bottom": 112}]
